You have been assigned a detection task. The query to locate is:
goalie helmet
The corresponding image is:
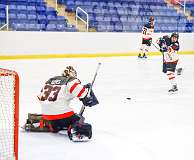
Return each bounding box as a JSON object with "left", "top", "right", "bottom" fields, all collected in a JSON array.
[
  {"left": 62, "top": 66, "right": 77, "bottom": 78},
  {"left": 171, "top": 32, "right": 179, "bottom": 39}
]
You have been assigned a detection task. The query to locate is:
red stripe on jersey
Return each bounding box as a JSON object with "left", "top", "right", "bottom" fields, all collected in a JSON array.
[
  {"left": 167, "top": 73, "right": 173, "bottom": 76},
  {"left": 165, "top": 60, "right": 178, "bottom": 64},
  {"left": 169, "top": 77, "right": 175, "bottom": 80},
  {"left": 77, "top": 86, "right": 86, "bottom": 98},
  {"left": 173, "top": 60, "right": 178, "bottom": 64},
  {"left": 143, "top": 37, "right": 152, "bottom": 40},
  {"left": 70, "top": 82, "right": 79, "bottom": 93},
  {"left": 42, "top": 111, "right": 75, "bottom": 120}
]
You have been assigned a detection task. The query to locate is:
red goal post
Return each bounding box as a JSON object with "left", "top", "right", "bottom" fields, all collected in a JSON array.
[{"left": 0, "top": 68, "right": 19, "bottom": 160}]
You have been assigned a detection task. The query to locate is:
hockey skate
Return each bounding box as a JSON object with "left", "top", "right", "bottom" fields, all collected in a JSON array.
[
  {"left": 138, "top": 53, "right": 142, "bottom": 58},
  {"left": 142, "top": 53, "right": 147, "bottom": 59},
  {"left": 168, "top": 85, "right": 178, "bottom": 93}
]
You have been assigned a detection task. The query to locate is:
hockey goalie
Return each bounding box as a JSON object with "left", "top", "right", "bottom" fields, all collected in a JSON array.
[{"left": 23, "top": 66, "right": 99, "bottom": 142}]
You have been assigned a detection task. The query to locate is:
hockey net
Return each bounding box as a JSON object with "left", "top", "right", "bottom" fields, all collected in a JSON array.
[{"left": 0, "top": 68, "right": 19, "bottom": 160}]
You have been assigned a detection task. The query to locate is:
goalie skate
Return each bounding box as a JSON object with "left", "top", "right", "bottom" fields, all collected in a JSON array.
[
  {"left": 71, "top": 134, "right": 89, "bottom": 142},
  {"left": 68, "top": 128, "right": 91, "bottom": 142}
]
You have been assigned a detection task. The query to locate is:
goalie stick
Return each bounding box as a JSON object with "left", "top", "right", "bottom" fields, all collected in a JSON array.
[{"left": 79, "top": 62, "right": 101, "bottom": 116}]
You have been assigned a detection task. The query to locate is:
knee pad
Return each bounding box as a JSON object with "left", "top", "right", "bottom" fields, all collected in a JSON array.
[{"left": 68, "top": 122, "right": 92, "bottom": 141}]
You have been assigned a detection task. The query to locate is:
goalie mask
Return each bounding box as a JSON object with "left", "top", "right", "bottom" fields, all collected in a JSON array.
[{"left": 62, "top": 66, "right": 77, "bottom": 78}]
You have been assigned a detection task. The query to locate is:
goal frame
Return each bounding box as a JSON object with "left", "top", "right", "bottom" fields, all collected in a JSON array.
[{"left": 0, "top": 68, "right": 19, "bottom": 160}]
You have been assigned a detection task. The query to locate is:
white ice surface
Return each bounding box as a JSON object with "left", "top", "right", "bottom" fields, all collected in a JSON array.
[{"left": 1, "top": 55, "right": 194, "bottom": 160}]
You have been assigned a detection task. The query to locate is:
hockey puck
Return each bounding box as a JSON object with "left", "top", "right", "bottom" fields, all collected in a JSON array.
[{"left": 126, "top": 98, "right": 131, "bottom": 100}]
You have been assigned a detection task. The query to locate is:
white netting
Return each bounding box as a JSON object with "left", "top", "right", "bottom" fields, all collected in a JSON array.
[{"left": 0, "top": 69, "right": 17, "bottom": 160}]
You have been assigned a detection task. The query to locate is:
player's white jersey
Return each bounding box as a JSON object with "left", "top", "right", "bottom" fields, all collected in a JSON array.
[
  {"left": 142, "top": 23, "right": 154, "bottom": 40},
  {"left": 163, "top": 47, "right": 179, "bottom": 63},
  {"left": 38, "top": 76, "right": 88, "bottom": 120},
  {"left": 157, "top": 35, "right": 180, "bottom": 63}
]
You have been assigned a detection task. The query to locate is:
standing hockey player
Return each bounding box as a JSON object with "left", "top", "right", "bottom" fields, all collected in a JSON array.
[
  {"left": 138, "top": 16, "right": 154, "bottom": 59},
  {"left": 157, "top": 32, "right": 180, "bottom": 93},
  {"left": 24, "top": 66, "right": 99, "bottom": 141}
]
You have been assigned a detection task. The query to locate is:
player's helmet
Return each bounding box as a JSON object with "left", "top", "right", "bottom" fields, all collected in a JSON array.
[
  {"left": 149, "top": 16, "right": 154, "bottom": 22},
  {"left": 62, "top": 66, "right": 77, "bottom": 78},
  {"left": 171, "top": 32, "right": 179, "bottom": 39}
]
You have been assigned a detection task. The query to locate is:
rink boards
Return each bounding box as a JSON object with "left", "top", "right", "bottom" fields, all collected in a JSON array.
[
  {"left": 0, "top": 51, "right": 194, "bottom": 60},
  {"left": 0, "top": 31, "right": 194, "bottom": 60}
]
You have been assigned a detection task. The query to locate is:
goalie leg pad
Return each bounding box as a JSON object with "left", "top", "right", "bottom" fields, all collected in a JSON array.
[
  {"left": 50, "top": 114, "right": 81, "bottom": 132},
  {"left": 27, "top": 113, "right": 42, "bottom": 123},
  {"left": 24, "top": 113, "right": 52, "bottom": 132}
]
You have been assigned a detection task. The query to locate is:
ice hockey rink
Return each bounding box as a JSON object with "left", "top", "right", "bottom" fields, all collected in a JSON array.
[{"left": 1, "top": 54, "right": 194, "bottom": 160}]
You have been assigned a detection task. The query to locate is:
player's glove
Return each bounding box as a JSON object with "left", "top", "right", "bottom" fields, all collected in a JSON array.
[
  {"left": 148, "top": 39, "right": 152, "bottom": 45},
  {"left": 157, "top": 38, "right": 165, "bottom": 45},
  {"left": 79, "top": 83, "right": 99, "bottom": 107},
  {"left": 160, "top": 43, "right": 168, "bottom": 52},
  {"left": 84, "top": 83, "right": 92, "bottom": 89}
]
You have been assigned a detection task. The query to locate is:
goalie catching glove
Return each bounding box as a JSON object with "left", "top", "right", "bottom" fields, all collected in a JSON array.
[{"left": 80, "top": 83, "right": 99, "bottom": 107}]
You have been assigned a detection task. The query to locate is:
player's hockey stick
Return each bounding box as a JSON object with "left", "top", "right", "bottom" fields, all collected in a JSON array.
[
  {"left": 152, "top": 41, "right": 165, "bottom": 63},
  {"left": 79, "top": 62, "right": 101, "bottom": 116},
  {"left": 151, "top": 42, "right": 160, "bottom": 52}
]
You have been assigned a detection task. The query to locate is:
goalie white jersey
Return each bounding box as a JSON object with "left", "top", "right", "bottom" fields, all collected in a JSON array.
[{"left": 38, "top": 76, "right": 88, "bottom": 120}]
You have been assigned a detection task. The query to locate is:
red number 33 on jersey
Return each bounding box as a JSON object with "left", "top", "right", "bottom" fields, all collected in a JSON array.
[{"left": 39, "top": 85, "right": 61, "bottom": 102}]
